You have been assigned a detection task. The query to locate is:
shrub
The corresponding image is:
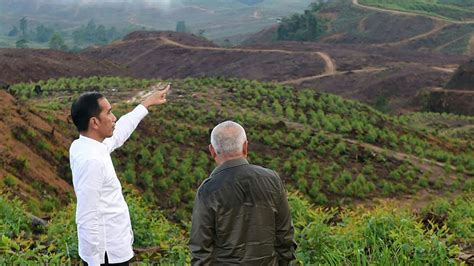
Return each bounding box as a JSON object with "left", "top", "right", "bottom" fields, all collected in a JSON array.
[{"left": 3, "top": 175, "right": 16, "bottom": 187}]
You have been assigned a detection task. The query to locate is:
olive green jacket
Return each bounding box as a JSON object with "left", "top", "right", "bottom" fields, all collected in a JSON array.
[{"left": 190, "top": 158, "right": 297, "bottom": 265}]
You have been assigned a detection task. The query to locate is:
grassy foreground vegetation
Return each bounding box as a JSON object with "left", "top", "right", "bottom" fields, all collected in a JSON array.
[
  {"left": 1, "top": 189, "right": 472, "bottom": 264},
  {"left": 359, "top": 0, "right": 474, "bottom": 21},
  {"left": 1, "top": 76, "right": 473, "bottom": 263}
]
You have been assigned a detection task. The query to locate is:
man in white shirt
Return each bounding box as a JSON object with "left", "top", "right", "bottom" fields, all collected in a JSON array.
[{"left": 69, "top": 84, "right": 170, "bottom": 266}]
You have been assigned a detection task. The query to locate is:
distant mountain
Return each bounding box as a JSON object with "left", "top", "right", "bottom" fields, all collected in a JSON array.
[
  {"left": 0, "top": 0, "right": 313, "bottom": 43},
  {"left": 237, "top": 0, "right": 264, "bottom": 5},
  {"left": 248, "top": 0, "right": 474, "bottom": 55}
]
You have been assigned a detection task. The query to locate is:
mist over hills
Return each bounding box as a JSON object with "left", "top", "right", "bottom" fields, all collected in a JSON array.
[{"left": 0, "top": 0, "right": 314, "bottom": 43}]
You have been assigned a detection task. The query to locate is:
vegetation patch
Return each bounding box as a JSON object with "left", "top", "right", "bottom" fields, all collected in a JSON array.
[{"left": 1, "top": 76, "right": 473, "bottom": 263}]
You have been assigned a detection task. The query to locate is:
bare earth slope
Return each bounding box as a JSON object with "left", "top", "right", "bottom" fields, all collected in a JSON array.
[
  {"left": 0, "top": 90, "right": 73, "bottom": 204},
  {"left": 83, "top": 31, "right": 326, "bottom": 82},
  {"left": 0, "top": 48, "right": 128, "bottom": 84},
  {"left": 0, "top": 30, "right": 468, "bottom": 114}
]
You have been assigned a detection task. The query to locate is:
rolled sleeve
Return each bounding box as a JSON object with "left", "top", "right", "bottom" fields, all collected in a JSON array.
[{"left": 75, "top": 159, "right": 105, "bottom": 265}]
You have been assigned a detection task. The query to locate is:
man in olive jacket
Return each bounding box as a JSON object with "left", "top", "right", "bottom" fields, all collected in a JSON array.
[{"left": 190, "top": 121, "right": 297, "bottom": 265}]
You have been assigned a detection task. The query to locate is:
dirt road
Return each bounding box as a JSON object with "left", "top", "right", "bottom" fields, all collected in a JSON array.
[
  {"left": 159, "top": 37, "right": 338, "bottom": 77},
  {"left": 352, "top": 0, "right": 474, "bottom": 24},
  {"left": 279, "top": 67, "right": 386, "bottom": 85}
]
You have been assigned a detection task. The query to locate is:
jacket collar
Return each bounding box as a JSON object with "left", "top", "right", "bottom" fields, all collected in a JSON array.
[{"left": 210, "top": 157, "right": 249, "bottom": 177}]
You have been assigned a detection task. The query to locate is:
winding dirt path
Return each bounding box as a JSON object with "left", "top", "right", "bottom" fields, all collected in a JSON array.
[
  {"left": 431, "top": 66, "right": 457, "bottom": 73},
  {"left": 160, "top": 37, "right": 337, "bottom": 76},
  {"left": 377, "top": 20, "right": 449, "bottom": 47},
  {"left": 352, "top": 0, "right": 474, "bottom": 24},
  {"left": 316, "top": 51, "right": 336, "bottom": 74},
  {"left": 428, "top": 87, "right": 474, "bottom": 94},
  {"left": 123, "top": 36, "right": 400, "bottom": 86},
  {"left": 434, "top": 33, "right": 470, "bottom": 52},
  {"left": 279, "top": 67, "right": 386, "bottom": 85}
]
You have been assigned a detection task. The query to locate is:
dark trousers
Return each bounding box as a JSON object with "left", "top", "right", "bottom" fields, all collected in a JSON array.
[{"left": 82, "top": 252, "right": 130, "bottom": 266}]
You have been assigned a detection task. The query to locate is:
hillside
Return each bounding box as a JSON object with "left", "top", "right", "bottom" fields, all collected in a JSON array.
[
  {"left": 245, "top": 0, "right": 474, "bottom": 56},
  {"left": 357, "top": 0, "right": 474, "bottom": 22},
  {"left": 0, "top": 48, "right": 128, "bottom": 84},
  {"left": 0, "top": 90, "right": 72, "bottom": 215},
  {"left": 5, "top": 76, "right": 474, "bottom": 210},
  {"left": 83, "top": 31, "right": 326, "bottom": 82},
  {"left": 1, "top": 76, "right": 473, "bottom": 263},
  {"left": 0, "top": 29, "right": 467, "bottom": 114}
]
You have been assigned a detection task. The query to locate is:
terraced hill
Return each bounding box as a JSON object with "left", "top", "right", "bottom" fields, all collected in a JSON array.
[
  {"left": 246, "top": 0, "right": 474, "bottom": 55},
  {"left": 1, "top": 76, "right": 473, "bottom": 263}
]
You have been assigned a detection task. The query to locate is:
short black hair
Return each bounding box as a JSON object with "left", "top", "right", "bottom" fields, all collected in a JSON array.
[{"left": 71, "top": 92, "right": 104, "bottom": 132}]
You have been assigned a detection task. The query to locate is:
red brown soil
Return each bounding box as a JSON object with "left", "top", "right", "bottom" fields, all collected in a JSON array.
[
  {"left": 0, "top": 91, "right": 73, "bottom": 202},
  {"left": 83, "top": 31, "right": 326, "bottom": 82}
]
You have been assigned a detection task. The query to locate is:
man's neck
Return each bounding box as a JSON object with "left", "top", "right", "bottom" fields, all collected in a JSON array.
[
  {"left": 81, "top": 131, "right": 105, "bottom": 143},
  {"left": 215, "top": 154, "right": 246, "bottom": 166}
]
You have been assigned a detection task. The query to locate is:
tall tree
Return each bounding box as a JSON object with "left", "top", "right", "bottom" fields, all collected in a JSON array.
[
  {"left": 35, "top": 24, "right": 54, "bottom": 43},
  {"left": 49, "top": 33, "right": 67, "bottom": 51},
  {"left": 8, "top": 26, "right": 19, "bottom": 37},
  {"left": 176, "top": 21, "right": 186, "bottom": 33},
  {"left": 95, "top": 25, "right": 108, "bottom": 45},
  {"left": 19, "top": 17, "right": 28, "bottom": 37}
]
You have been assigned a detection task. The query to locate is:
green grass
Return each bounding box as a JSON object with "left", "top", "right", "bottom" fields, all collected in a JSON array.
[
  {"left": 2, "top": 188, "right": 471, "bottom": 264},
  {"left": 359, "top": 0, "right": 474, "bottom": 21}
]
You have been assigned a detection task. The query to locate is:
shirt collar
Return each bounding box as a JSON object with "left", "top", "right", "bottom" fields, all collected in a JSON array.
[
  {"left": 79, "top": 134, "right": 107, "bottom": 149},
  {"left": 210, "top": 157, "right": 249, "bottom": 177}
]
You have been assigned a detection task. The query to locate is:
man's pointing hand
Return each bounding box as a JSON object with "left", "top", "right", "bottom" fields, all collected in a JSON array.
[{"left": 141, "top": 83, "right": 171, "bottom": 108}]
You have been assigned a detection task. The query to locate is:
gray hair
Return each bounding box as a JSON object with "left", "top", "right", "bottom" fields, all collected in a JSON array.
[{"left": 210, "top": 121, "right": 247, "bottom": 155}]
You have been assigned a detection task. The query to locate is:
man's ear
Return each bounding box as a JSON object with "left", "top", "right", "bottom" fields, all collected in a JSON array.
[
  {"left": 89, "top": 117, "right": 99, "bottom": 130},
  {"left": 242, "top": 141, "right": 248, "bottom": 157},
  {"left": 209, "top": 144, "right": 217, "bottom": 159}
]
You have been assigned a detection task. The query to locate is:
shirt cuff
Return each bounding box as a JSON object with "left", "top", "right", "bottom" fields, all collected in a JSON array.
[{"left": 137, "top": 104, "right": 150, "bottom": 115}]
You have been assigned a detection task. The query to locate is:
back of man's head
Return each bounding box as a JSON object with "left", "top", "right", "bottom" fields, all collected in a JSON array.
[
  {"left": 211, "top": 121, "right": 247, "bottom": 156},
  {"left": 71, "top": 92, "right": 104, "bottom": 132}
]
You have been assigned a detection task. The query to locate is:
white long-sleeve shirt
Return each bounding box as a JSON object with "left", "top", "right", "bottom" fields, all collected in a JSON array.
[{"left": 69, "top": 104, "right": 149, "bottom": 265}]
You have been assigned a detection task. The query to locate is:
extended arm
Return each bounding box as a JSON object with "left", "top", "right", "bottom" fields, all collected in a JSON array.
[
  {"left": 103, "top": 104, "right": 148, "bottom": 153},
  {"left": 103, "top": 83, "right": 170, "bottom": 153}
]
